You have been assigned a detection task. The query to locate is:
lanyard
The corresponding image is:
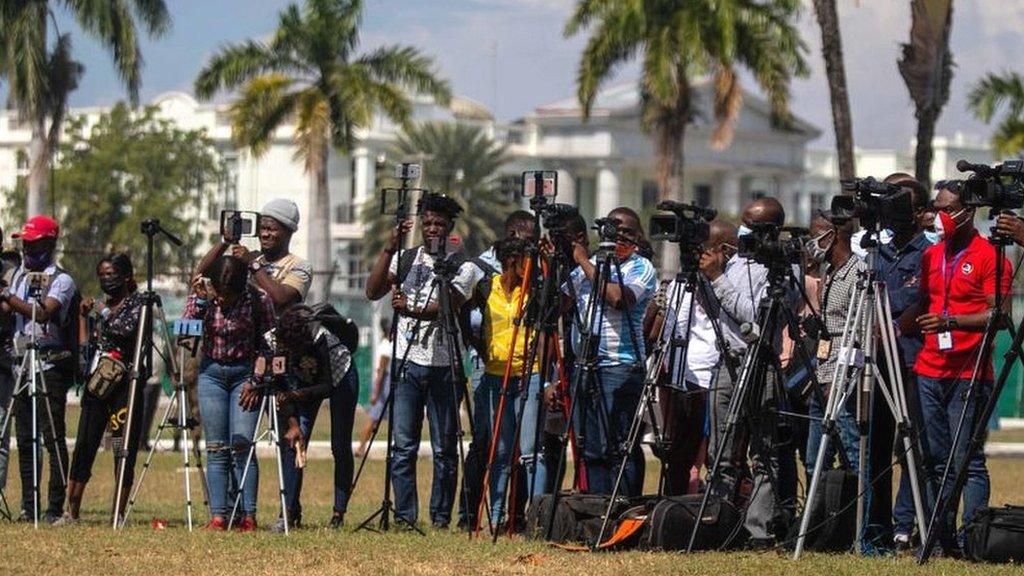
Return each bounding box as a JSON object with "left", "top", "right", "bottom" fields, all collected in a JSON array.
[{"left": 941, "top": 247, "right": 968, "bottom": 315}]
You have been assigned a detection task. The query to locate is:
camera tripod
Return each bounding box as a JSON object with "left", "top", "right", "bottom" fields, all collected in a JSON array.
[
  {"left": 121, "top": 333, "right": 209, "bottom": 531},
  {"left": 793, "top": 241, "right": 930, "bottom": 559},
  {"left": 686, "top": 262, "right": 826, "bottom": 552},
  {"left": 592, "top": 254, "right": 735, "bottom": 550},
  {"left": 918, "top": 223, "right": 1021, "bottom": 563},
  {"left": 112, "top": 218, "right": 184, "bottom": 529},
  {"left": 226, "top": 388, "right": 291, "bottom": 532},
  {"left": 0, "top": 294, "right": 68, "bottom": 528},
  {"left": 543, "top": 239, "right": 635, "bottom": 541}
]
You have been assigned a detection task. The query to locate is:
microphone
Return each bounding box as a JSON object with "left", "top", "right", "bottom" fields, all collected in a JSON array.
[{"left": 957, "top": 159, "right": 997, "bottom": 177}]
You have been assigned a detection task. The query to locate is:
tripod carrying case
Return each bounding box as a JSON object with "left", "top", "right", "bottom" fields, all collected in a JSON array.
[{"left": 964, "top": 505, "right": 1024, "bottom": 563}]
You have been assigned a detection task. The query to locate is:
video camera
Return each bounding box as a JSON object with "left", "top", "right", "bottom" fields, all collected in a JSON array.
[
  {"left": 832, "top": 177, "right": 914, "bottom": 231},
  {"left": 956, "top": 159, "right": 1024, "bottom": 210},
  {"left": 592, "top": 217, "right": 622, "bottom": 243},
  {"left": 738, "top": 222, "right": 805, "bottom": 270},
  {"left": 649, "top": 201, "right": 716, "bottom": 246}
]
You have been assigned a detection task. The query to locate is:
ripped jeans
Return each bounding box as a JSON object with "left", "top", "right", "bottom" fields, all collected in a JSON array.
[{"left": 198, "top": 359, "right": 260, "bottom": 518}]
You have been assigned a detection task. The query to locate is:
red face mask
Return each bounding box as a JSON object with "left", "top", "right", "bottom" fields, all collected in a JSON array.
[{"left": 935, "top": 208, "right": 966, "bottom": 240}]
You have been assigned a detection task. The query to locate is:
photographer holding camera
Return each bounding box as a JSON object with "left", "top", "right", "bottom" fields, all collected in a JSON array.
[
  {"left": 184, "top": 255, "right": 276, "bottom": 531},
  {"left": 0, "top": 216, "right": 78, "bottom": 524},
  {"left": 898, "top": 180, "right": 1012, "bottom": 554},
  {"left": 195, "top": 199, "right": 312, "bottom": 310},
  {"left": 365, "top": 193, "right": 480, "bottom": 530},
  {"left": 565, "top": 206, "right": 656, "bottom": 497},
  {"left": 268, "top": 305, "right": 358, "bottom": 530}
]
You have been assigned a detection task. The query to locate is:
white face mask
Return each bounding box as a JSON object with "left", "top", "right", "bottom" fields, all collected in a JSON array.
[
  {"left": 805, "top": 230, "right": 834, "bottom": 264},
  {"left": 737, "top": 224, "right": 753, "bottom": 238},
  {"left": 924, "top": 230, "right": 940, "bottom": 245}
]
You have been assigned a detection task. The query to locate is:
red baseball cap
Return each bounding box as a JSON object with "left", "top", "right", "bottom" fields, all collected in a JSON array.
[{"left": 12, "top": 215, "right": 60, "bottom": 242}]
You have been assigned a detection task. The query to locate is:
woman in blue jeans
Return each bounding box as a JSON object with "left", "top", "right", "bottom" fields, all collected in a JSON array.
[{"left": 184, "top": 256, "right": 276, "bottom": 531}]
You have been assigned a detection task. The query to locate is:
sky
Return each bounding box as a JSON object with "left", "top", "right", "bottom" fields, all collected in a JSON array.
[{"left": 41, "top": 0, "right": 1024, "bottom": 151}]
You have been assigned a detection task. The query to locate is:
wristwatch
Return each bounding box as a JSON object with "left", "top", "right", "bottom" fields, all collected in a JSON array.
[
  {"left": 249, "top": 259, "right": 262, "bottom": 273},
  {"left": 945, "top": 316, "right": 959, "bottom": 331}
]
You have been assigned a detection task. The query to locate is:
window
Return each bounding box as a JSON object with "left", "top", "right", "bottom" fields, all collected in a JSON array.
[
  {"left": 210, "top": 154, "right": 239, "bottom": 220},
  {"left": 333, "top": 241, "right": 365, "bottom": 293},
  {"left": 693, "top": 184, "right": 712, "bottom": 208},
  {"left": 642, "top": 180, "right": 659, "bottom": 207},
  {"left": 499, "top": 175, "right": 520, "bottom": 200}
]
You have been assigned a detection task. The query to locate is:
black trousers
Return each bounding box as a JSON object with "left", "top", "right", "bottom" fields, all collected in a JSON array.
[
  {"left": 69, "top": 382, "right": 143, "bottom": 490},
  {"left": 14, "top": 367, "right": 68, "bottom": 515}
]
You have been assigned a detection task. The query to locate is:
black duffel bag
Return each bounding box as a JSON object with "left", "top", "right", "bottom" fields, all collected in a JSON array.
[
  {"left": 525, "top": 492, "right": 647, "bottom": 545},
  {"left": 792, "top": 468, "right": 857, "bottom": 552},
  {"left": 964, "top": 505, "right": 1024, "bottom": 563},
  {"left": 642, "top": 494, "right": 746, "bottom": 551}
]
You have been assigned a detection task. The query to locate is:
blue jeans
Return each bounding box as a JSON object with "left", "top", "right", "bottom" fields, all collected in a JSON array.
[
  {"left": 280, "top": 368, "right": 360, "bottom": 517},
  {"left": 198, "top": 359, "right": 259, "bottom": 518},
  {"left": 391, "top": 362, "right": 459, "bottom": 526},
  {"left": 917, "top": 376, "right": 991, "bottom": 548},
  {"left": 805, "top": 392, "right": 862, "bottom": 479},
  {"left": 575, "top": 364, "right": 645, "bottom": 496},
  {"left": 893, "top": 373, "right": 923, "bottom": 537},
  {"left": 475, "top": 372, "right": 547, "bottom": 524}
]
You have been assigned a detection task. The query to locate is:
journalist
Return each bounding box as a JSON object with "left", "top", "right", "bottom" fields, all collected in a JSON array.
[
  {"left": 57, "top": 253, "right": 143, "bottom": 525},
  {"left": 0, "top": 230, "right": 15, "bottom": 500},
  {"left": 271, "top": 305, "right": 358, "bottom": 530},
  {"left": 900, "top": 181, "right": 1012, "bottom": 553},
  {"left": 644, "top": 220, "right": 737, "bottom": 495},
  {"left": 566, "top": 206, "right": 657, "bottom": 496},
  {"left": 364, "top": 193, "right": 479, "bottom": 529},
  {"left": 0, "top": 215, "right": 78, "bottom": 524},
  {"left": 183, "top": 255, "right": 276, "bottom": 531}
]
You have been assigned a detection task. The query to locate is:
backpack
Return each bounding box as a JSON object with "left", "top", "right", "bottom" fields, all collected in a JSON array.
[
  {"left": 306, "top": 302, "right": 360, "bottom": 354},
  {"left": 642, "top": 494, "right": 747, "bottom": 551},
  {"left": 791, "top": 468, "right": 857, "bottom": 552},
  {"left": 964, "top": 505, "right": 1024, "bottom": 563},
  {"left": 14, "top": 266, "right": 82, "bottom": 380}
]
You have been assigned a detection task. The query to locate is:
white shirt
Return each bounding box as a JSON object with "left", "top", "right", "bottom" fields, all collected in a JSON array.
[
  {"left": 660, "top": 280, "right": 720, "bottom": 389},
  {"left": 388, "top": 246, "right": 479, "bottom": 367}
]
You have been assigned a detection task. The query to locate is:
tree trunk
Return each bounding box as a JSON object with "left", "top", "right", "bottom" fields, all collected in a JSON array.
[
  {"left": 812, "top": 0, "right": 856, "bottom": 181},
  {"left": 26, "top": 114, "right": 50, "bottom": 217},
  {"left": 914, "top": 106, "right": 937, "bottom": 187},
  {"left": 308, "top": 142, "right": 333, "bottom": 303}
]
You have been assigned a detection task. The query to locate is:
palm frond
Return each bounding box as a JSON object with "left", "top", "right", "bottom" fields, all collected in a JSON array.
[
  {"left": 292, "top": 87, "right": 330, "bottom": 173},
  {"left": 195, "top": 40, "right": 287, "bottom": 100},
  {"left": 358, "top": 45, "right": 452, "bottom": 105},
  {"left": 711, "top": 65, "right": 742, "bottom": 149},
  {"left": 227, "top": 73, "right": 299, "bottom": 157},
  {"left": 967, "top": 72, "right": 1024, "bottom": 124}
]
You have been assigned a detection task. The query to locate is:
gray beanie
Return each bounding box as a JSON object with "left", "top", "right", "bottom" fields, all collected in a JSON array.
[{"left": 262, "top": 198, "right": 300, "bottom": 232}]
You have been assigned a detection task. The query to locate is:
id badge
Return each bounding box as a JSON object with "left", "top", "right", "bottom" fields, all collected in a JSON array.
[
  {"left": 937, "top": 331, "right": 954, "bottom": 351},
  {"left": 816, "top": 338, "right": 832, "bottom": 361}
]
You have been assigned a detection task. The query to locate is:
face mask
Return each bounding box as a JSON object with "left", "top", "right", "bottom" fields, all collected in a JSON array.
[
  {"left": 100, "top": 276, "right": 126, "bottom": 296},
  {"left": 737, "top": 225, "right": 753, "bottom": 238},
  {"left": 615, "top": 243, "right": 636, "bottom": 261},
  {"left": 805, "top": 231, "right": 834, "bottom": 264},
  {"left": 23, "top": 251, "right": 52, "bottom": 271},
  {"left": 880, "top": 229, "right": 894, "bottom": 245},
  {"left": 924, "top": 230, "right": 940, "bottom": 245},
  {"left": 935, "top": 208, "right": 967, "bottom": 240}
]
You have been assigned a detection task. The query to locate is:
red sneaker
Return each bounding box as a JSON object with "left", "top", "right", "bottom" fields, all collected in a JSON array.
[
  {"left": 204, "top": 516, "right": 228, "bottom": 531},
  {"left": 235, "top": 516, "right": 257, "bottom": 533}
]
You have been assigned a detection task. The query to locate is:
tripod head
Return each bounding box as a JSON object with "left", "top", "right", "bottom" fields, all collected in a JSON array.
[{"left": 141, "top": 218, "right": 183, "bottom": 247}]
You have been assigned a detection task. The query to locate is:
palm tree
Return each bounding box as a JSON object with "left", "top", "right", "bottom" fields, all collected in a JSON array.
[
  {"left": 898, "top": 0, "right": 954, "bottom": 187},
  {"left": 194, "top": 0, "right": 451, "bottom": 301},
  {"left": 967, "top": 71, "right": 1024, "bottom": 157},
  {"left": 0, "top": 0, "right": 170, "bottom": 217},
  {"left": 361, "top": 121, "right": 513, "bottom": 263},
  {"left": 811, "top": 0, "right": 855, "bottom": 181},
  {"left": 565, "top": 0, "right": 809, "bottom": 202}
]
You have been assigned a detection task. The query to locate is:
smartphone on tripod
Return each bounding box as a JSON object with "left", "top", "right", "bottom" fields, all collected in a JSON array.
[{"left": 220, "top": 210, "right": 260, "bottom": 243}]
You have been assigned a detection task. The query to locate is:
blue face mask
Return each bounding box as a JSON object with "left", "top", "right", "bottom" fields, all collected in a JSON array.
[
  {"left": 924, "top": 230, "right": 940, "bottom": 245},
  {"left": 737, "top": 224, "right": 753, "bottom": 238}
]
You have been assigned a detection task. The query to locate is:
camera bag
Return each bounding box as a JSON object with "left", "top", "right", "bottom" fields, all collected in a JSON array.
[
  {"left": 792, "top": 468, "right": 857, "bottom": 552},
  {"left": 641, "top": 494, "right": 746, "bottom": 551},
  {"left": 964, "top": 505, "right": 1024, "bottom": 563},
  {"left": 525, "top": 492, "right": 648, "bottom": 546},
  {"left": 86, "top": 352, "right": 128, "bottom": 400}
]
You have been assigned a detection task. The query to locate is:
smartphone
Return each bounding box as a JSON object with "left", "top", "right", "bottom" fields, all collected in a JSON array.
[
  {"left": 379, "top": 187, "right": 424, "bottom": 217},
  {"left": 220, "top": 210, "right": 260, "bottom": 241},
  {"left": 25, "top": 272, "right": 51, "bottom": 297},
  {"left": 394, "top": 163, "right": 422, "bottom": 181},
  {"left": 521, "top": 171, "right": 558, "bottom": 199}
]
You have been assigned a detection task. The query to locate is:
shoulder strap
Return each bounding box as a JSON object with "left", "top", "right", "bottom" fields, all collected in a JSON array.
[
  {"left": 396, "top": 248, "right": 418, "bottom": 286},
  {"left": 471, "top": 256, "right": 499, "bottom": 278}
]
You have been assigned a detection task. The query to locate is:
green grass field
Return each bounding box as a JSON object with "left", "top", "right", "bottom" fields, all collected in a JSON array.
[{"left": 2, "top": 445, "right": 1024, "bottom": 575}]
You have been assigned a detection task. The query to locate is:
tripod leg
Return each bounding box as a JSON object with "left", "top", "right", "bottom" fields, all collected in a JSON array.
[
  {"left": 228, "top": 395, "right": 267, "bottom": 528},
  {"left": 179, "top": 383, "right": 195, "bottom": 531},
  {"left": 270, "top": 397, "right": 289, "bottom": 535},
  {"left": 122, "top": 384, "right": 178, "bottom": 526}
]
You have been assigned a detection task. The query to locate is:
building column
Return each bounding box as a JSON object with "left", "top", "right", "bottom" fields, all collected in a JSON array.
[
  {"left": 775, "top": 175, "right": 800, "bottom": 224},
  {"left": 719, "top": 171, "right": 743, "bottom": 217},
  {"left": 353, "top": 148, "right": 375, "bottom": 207},
  {"left": 595, "top": 164, "right": 621, "bottom": 219}
]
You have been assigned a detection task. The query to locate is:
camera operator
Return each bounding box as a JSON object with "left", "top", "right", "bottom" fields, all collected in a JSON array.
[
  {"left": 898, "top": 181, "right": 1012, "bottom": 554},
  {"left": 700, "top": 197, "right": 792, "bottom": 547},
  {"left": 269, "top": 305, "right": 358, "bottom": 531},
  {"left": 183, "top": 256, "right": 276, "bottom": 531},
  {"left": 364, "top": 193, "right": 480, "bottom": 530},
  {"left": 54, "top": 254, "right": 143, "bottom": 525},
  {"left": 865, "top": 173, "right": 930, "bottom": 550},
  {"left": 644, "top": 220, "right": 737, "bottom": 495},
  {"left": 0, "top": 216, "right": 78, "bottom": 524},
  {"left": 195, "top": 199, "right": 312, "bottom": 310},
  {"left": 565, "top": 206, "right": 656, "bottom": 496},
  {"left": 804, "top": 213, "right": 865, "bottom": 481}
]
